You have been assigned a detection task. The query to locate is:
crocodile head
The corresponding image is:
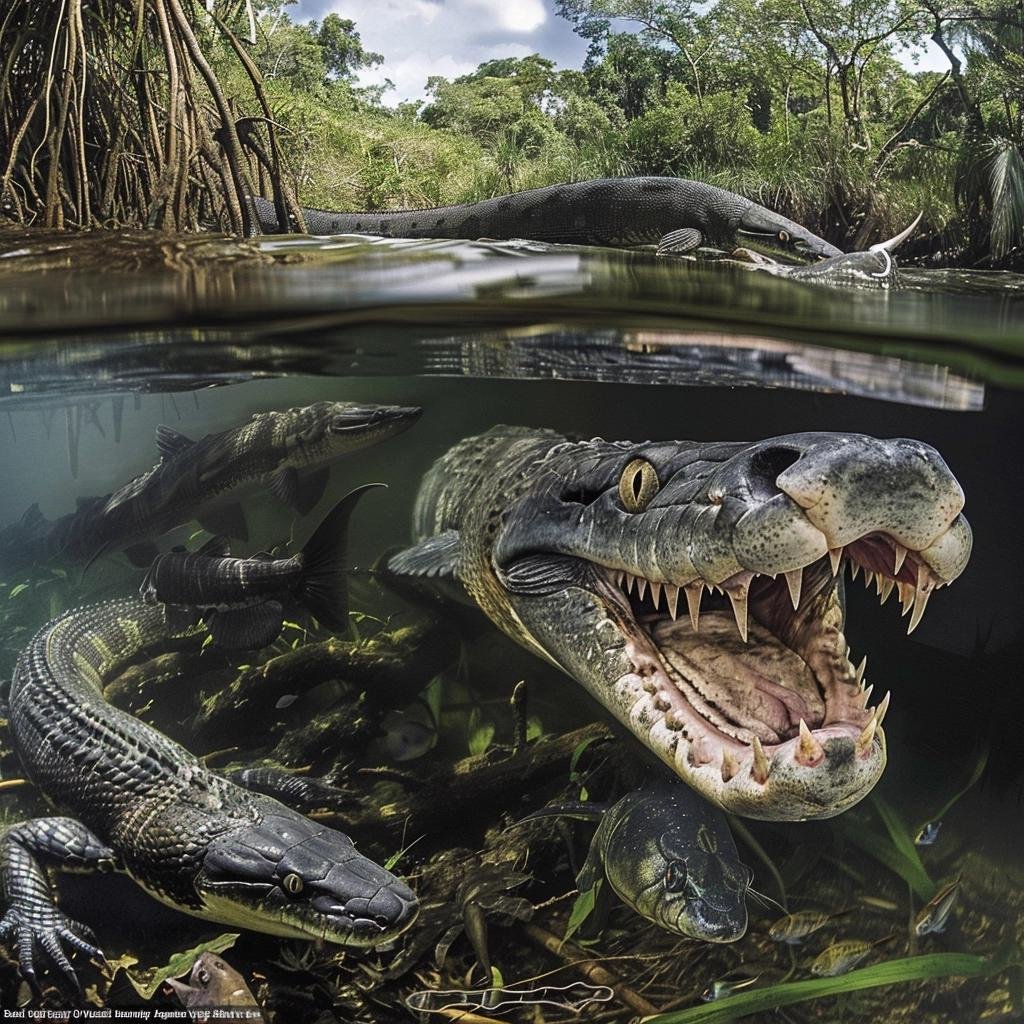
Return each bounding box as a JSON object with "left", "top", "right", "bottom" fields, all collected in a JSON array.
[
  {"left": 733, "top": 205, "right": 843, "bottom": 262},
  {"left": 491, "top": 432, "right": 971, "bottom": 820},
  {"left": 196, "top": 811, "right": 419, "bottom": 946}
]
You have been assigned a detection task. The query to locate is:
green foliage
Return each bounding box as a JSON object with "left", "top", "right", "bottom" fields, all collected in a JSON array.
[
  {"left": 645, "top": 947, "right": 1020, "bottom": 1023},
  {"left": 563, "top": 880, "right": 601, "bottom": 944}
]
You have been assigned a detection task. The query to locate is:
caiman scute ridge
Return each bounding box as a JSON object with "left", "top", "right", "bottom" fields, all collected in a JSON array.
[
  {"left": 1, "top": 599, "right": 418, "bottom": 990},
  {"left": 391, "top": 427, "right": 972, "bottom": 821}
]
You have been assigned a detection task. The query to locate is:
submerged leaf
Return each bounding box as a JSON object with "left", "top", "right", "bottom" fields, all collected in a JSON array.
[
  {"left": 643, "top": 947, "right": 1020, "bottom": 1023},
  {"left": 563, "top": 880, "right": 601, "bottom": 946},
  {"left": 124, "top": 933, "right": 240, "bottom": 1000}
]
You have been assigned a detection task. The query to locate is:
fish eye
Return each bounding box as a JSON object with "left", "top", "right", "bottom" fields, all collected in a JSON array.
[
  {"left": 777, "top": 230, "right": 790, "bottom": 243},
  {"left": 664, "top": 859, "right": 688, "bottom": 892},
  {"left": 283, "top": 872, "right": 304, "bottom": 895},
  {"left": 618, "top": 459, "right": 660, "bottom": 513}
]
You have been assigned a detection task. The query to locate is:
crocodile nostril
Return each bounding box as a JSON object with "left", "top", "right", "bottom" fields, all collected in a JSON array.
[{"left": 749, "top": 447, "right": 803, "bottom": 498}]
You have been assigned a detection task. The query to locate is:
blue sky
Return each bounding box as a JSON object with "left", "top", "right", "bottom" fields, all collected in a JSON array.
[
  {"left": 290, "top": 0, "right": 948, "bottom": 106},
  {"left": 290, "top": 0, "right": 589, "bottom": 102}
]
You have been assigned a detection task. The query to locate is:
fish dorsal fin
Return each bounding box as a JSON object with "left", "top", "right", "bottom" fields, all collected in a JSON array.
[
  {"left": 269, "top": 466, "right": 330, "bottom": 516},
  {"left": 387, "top": 530, "right": 461, "bottom": 580},
  {"left": 198, "top": 534, "right": 231, "bottom": 558},
  {"left": 156, "top": 424, "right": 195, "bottom": 460}
]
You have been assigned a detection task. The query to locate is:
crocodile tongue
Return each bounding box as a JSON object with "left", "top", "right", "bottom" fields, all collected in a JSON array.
[{"left": 652, "top": 612, "right": 824, "bottom": 745}]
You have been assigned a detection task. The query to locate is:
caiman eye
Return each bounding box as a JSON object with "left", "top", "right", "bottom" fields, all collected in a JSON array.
[
  {"left": 619, "top": 459, "right": 660, "bottom": 512},
  {"left": 283, "top": 872, "right": 304, "bottom": 895},
  {"left": 777, "top": 230, "right": 790, "bottom": 243},
  {"left": 665, "top": 859, "right": 688, "bottom": 893}
]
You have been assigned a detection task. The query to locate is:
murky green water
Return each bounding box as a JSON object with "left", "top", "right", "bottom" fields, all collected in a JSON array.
[{"left": 0, "top": 230, "right": 1022, "bottom": 1022}]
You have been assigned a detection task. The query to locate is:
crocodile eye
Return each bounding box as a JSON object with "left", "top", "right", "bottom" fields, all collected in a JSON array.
[
  {"left": 283, "top": 872, "right": 304, "bottom": 895},
  {"left": 619, "top": 459, "right": 660, "bottom": 513},
  {"left": 777, "top": 230, "right": 790, "bottom": 243},
  {"left": 665, "top": 859, "right": 688, "bottom": 893}
]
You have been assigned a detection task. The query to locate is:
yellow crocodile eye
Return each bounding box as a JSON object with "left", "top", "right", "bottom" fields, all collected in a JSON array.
[
  {"left": 283, "top": 872, "right": 304, "bottom": 895},
  {"left": 778, "top": 230, "right": 790, "bottom": 243},
  {"left": 619, "top": 459, "right": 660, "bottom": 512}
]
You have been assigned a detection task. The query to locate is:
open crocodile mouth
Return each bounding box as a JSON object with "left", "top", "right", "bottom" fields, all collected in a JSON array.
[{"left": 576, "top": 528, "right": 964, "bottom": 820}]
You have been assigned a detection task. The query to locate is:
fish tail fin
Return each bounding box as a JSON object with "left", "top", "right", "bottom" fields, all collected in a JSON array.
[{"left": 296, "top": 483, "right": 385, "bottom": 631}]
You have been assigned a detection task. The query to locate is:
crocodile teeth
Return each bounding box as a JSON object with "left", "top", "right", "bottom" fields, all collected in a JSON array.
[
  {"left": 893, "top": 543, "right": 908, "bottom": 575},
  {"left": 876, "top": 691, "right": 891, "bottom": 726},
  {"left": 649, "top": 581, "right": 662, "bottom": 609},
  {"left": 751, "top": 735, "right": 771, "bottom": 784},
  {"left": 861, "top": 684, "right": 874, "bottom": 706},
  {"left": 684, "top": 582, "right": 703, "bottom": 632},
  {"left": 726, "top": 586, "right": 749, "bottom": 643},
  {"left": 796, "top": 718, "right": 825, "bottom": 766},
  {"left": 907, "top": 590, "right": 931, "bottom": 634},
  {"left": 828, "top": 547, "right": 843, "bottom": 576},
  {"left": 856, "top": 709, "right": 878, "bottom": 758},
  {"left": 637, "top": 577, "right": 648, "bottom": 600},
  {"left": 855, "top": 656, "right": 867, "bottom": 686},
  {"left": 880, "top": 578, "right": 895, "bottom": 604},
  {"left": 907, "top": 563, "right": 934, "bottom": 635},
  {"left": 625, "top": 574, "right": 635, "bottom": 594},
  {"left": 898, "top": 581, "right": 915, "bottom": 615},
  {"left": 721, "top": 750, "right": 740, "bottom": 783},
  {"left": 664, "top": 583, "right": 679, "bottom": 621},
  {"left": 850, "top": 562, "right": 861, "bottom": 581},
  {"left": 784, "top": 568, "right": 802, "bottom": 611}
]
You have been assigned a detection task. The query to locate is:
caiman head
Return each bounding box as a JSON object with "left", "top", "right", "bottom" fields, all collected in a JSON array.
[
  {"left": 195, "top": 811, "right": 418, "bottom": 946},
  {"left": 264, "top": 401, "right": 422, "bottom": 469},
  {"left": 731, "top": 204, "right": 842, "bottom": 263},
  {"left": 490, "top": 432, "right": 971, "bottom": 820}
]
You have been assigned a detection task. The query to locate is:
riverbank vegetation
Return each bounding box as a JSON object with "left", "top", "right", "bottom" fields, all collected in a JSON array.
[{"left": 0, "top": 0, "right": 1020, "bottom": 265}]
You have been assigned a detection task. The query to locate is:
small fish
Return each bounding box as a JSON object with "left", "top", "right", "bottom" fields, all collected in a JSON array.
[
  {"left": 701, "top": 971, "right": 762, "bottom": 1001},
  {"left": 915, "top": 874, "right": 962, "bottom": 936},
  {"left": 768, "top": 908, "right": 849, "bottom": 944},
  {"left": 915, "top": 821, "right": 942, "bottom": 846},
  {"left": 165, "top": 951, "right": 261, "bottom": 1022},
  {"left": 810, "top": 935, "right": 893, "bottom": 977},
  {"left": 140, "top": 484, "right": 380, "bottom": 650}
]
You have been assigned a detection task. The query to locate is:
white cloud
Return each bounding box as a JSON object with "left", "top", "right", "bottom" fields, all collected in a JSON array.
[
  {"left": 466, "top": 0, "right": 547, "bottom": 32},
  {"left": 316, "top": 0, "right": 553, "bottom": 103}
]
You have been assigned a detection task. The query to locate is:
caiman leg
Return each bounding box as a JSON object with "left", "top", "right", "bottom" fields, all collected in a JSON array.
[{"left": 0, "top": 818, "right": 117, "bottom": 992}]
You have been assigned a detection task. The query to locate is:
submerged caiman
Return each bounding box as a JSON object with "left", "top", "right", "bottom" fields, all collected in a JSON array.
[
  {"left": 253, "top": 177, "right": 842, "bottom": 262},
  {"left": 389, "top": 428, "right": 971, "bottom": 820},
  {"left": 0, "top": 598, "right": 418, "bottom": 992},
  {"left": 0, "top": 401, "right": 420, "bottom": 572}
]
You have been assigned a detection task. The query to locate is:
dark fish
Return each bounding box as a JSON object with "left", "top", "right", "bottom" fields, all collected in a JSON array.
[
  {"left": 525, "top": 779, "right": 750, "bottom": 942},
  {"left": 140, "top": 484, "right": 380, "bottom": 649},
  {"left": 55, "top": 401, "right": 420, "bottom": 566},
  {"left": 914, "top": 874, "right": 962, "bottom": 936},
  {"left": 165, "top": 951, "right": 261, "bottom": 1022}
]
